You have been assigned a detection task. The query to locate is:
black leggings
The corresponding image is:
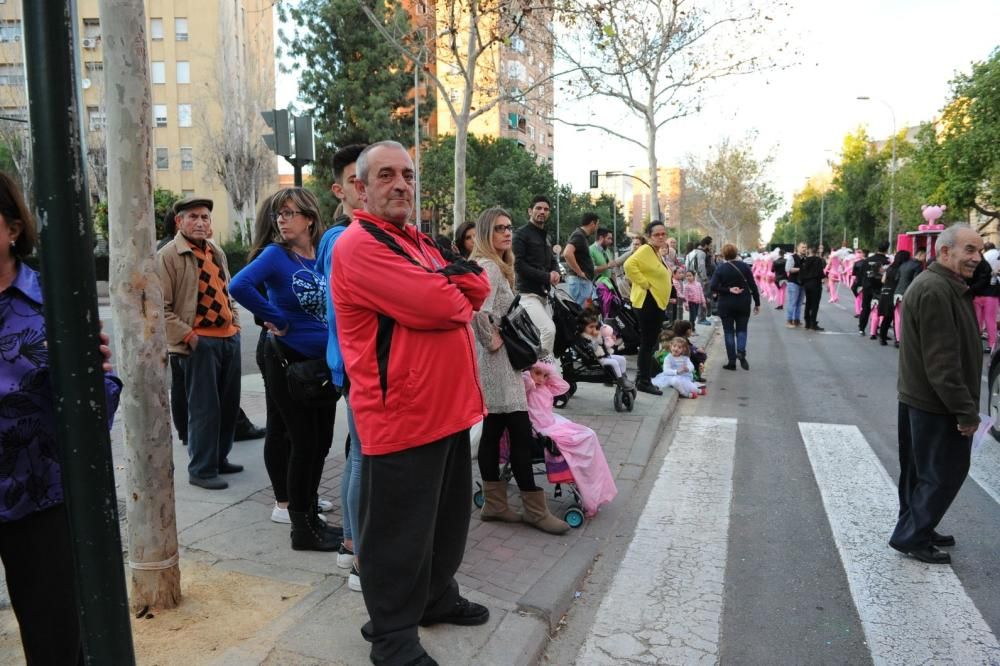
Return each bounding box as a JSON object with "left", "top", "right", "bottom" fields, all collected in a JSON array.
[
  {"left": 478, "top": 411, "right": 538, "bottom": 491},
  {"left": 261, "top": 339, "right": 335, "bottom": 512},
  {"left": 637, "top": 296, "right": 665, "bottom": 382},
  {"left": 257, "top": 329, "right": 290, "bottom": 503}
]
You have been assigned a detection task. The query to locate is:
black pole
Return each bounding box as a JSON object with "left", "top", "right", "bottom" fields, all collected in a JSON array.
[
  {"left": 20, "top": 3, "right": 136, "bottom": 664},
  {"left": 293, "top": 160, "right": 303, "bottom": 187}
]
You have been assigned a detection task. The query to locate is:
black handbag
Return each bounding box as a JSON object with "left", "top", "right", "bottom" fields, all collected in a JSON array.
[
  {"left": 499, "top": 294, "right": 542, "bottom": 371},
  {"left": 270, "top": 337, "right": 340, "bottom": 408}
]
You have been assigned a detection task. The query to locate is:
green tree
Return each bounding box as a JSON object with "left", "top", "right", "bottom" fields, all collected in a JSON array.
[
  {"left": 830, "top": 128, "right": 885, "bottom": 248},
  {"left": 913, "top": 48, "right": 1000, "bottom": 227},
  {"left": 280, "top": 0, "right": 431, "bottom": 217}
]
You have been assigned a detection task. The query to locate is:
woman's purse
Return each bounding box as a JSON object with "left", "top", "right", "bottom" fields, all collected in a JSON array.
[
  {"left": 269, "top": 337, "right": 340, "bottom": 408},
  {"left": 499, "top": 294, "right": 542, "bottom": 371}
]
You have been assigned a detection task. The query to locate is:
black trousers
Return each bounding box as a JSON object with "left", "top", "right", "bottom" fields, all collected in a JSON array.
[
  {"left": 257, "top": 330, "right": 290, "bottom": 503},
  {"left": 0, "top": 504, "right": 83, "bottom": 665},
  {"left": 858, "top": 285, "right": 878, "bottom": 332},
  {"left": 637, "top": 296, "right": 665, "bottom": 382},
  {"left": 359, "top": 430, "right": 472, "bottom": 665},
  {"left": 478, "top": 411, "right": 538, "bottom": 491},
  {"left": 688, "top": 302, "right": 700, "bottom": 328},
  {"left": 170, "top": 353, "right": 256, "bottom": 444},
  {"left": 891, "top": 403, "right": 972, "bottom": 549},
  {"left": 261, "top": 340, "right": 334, "bottom": 512},
  {"left": 802, "top": 281, "right": 822, "bottom": 328}
]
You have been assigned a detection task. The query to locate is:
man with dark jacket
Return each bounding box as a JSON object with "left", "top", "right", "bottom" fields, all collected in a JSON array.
[
  {"left": 859, "top": 241, "right": 890, "bottom": 337},
  {"left": 513, "top": 195, "right": 560, "bottom": 357},
  {"left": 798, "top": 247, "right": 826, "bottom": 331},
  {"left": 891, "top": 224, "right": 983, "bottom": 565},
  {"left": 332, "top": 141, "right": 492, "bottom": 665}
]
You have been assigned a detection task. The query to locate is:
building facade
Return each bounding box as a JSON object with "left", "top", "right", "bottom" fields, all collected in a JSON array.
[
  {"left": 597, "top": 166, "right": 685, "bottom": 233},
  {"left": 0, "top": 0, "right": 277, "bottom": 240}
]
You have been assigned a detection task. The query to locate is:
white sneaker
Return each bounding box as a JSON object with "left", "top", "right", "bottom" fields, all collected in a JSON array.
[
  {"left": 270, "top": 503, "right": 291, "bottom": 524},
  {"left": 317, "top": 498, "right": 334, "bottom": 513},
  {"left": 336, "top": 544, "right": 354, "bottom": 569},
  {"left": 348, "top": 563, "right": 362, "bottom": 592}
]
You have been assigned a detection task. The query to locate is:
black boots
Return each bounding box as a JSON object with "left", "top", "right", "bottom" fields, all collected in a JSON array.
[{"left": 289, "top": 510, "right": 341, "bottom": 551}]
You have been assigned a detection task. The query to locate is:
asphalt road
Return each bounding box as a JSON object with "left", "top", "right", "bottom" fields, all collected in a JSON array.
[{"left": 545, "top": 288, "right": 1000, "bottom": 665}]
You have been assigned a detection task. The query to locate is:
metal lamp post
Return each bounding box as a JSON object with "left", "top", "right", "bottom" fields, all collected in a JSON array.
[{"left": 857, "top": 96, "right": 897, "bottom": 251}]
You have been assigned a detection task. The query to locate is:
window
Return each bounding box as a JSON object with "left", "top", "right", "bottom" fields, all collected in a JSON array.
[
  {"left": 506, "top": 61, "right": 526, "bottom": 81},
  {"left": 510, "top": 35, "right": 525, "bottom": 53},
  {"left": 82, "top": 18, "right": 100, "bottom": 39},
  {"left": 176, "top": 61, "right": 190, "bottom": 84},
  {"left": 0, "top": 20, "right": 22, "bottom": 42},
  {"left": 177, "top": 103, "right": 192, "bottom": 127},
  {"left": 507, "top": 112, "right": 519, "bottom": 130},
  {"left": 87, "top": 106, "right": 105, "bottom": 131},
  {"left": 0, "top": 63, "right": 24, "bottom": 86},
  {"left": 180, "top": 147, "right": 193, "bottom": 171},
  {"left": 449, "top": 89, "right": 459, "bottom": 102},
  {"left": 149, "top": 18, "right": 163, "bottom": 40},
  {"left": 182, "top": 189, "right": 194, "bottom": 197},
  {"left": 155, "top": 147, "right": 169, "bottom": 169},
  {"left": 175, "top": 18, "right": 188, "bottom": 41},
  {"left": 528, "top": 125, "right": 535, "bottom": 140},
  {"left": 153, "top": 104, "right": 167, "bottom": 128},
  {"left": 151, "top": 61, "right": 165, "bottom": 84},
  {"left": 416, "top": 2, "right": 427, "bottom": 15}
]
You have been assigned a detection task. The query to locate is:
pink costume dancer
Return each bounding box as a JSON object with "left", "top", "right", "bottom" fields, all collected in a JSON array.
[
  {"left": 523, "top": 362, "right": 617, "bottom": 517},
  {"left": 825, "top": 252, "right": 842, "bottom": 303},
  {"left": 975, "top": 247, "right": 1000, "bottom": 350},
  {"left": 869, "top": 295, "right": 883, "bottom": 337}
]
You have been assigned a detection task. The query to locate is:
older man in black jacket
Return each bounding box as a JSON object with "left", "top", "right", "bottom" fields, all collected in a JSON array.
[
  {"left": 513, "top": 195, "right": 560, "bottom": 358},
  {"left": 890, "top": 224, "right": 983, "bottom": 565}
]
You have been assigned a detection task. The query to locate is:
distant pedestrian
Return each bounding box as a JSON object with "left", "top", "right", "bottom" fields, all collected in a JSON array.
[
  {"left": 784, "top": 242, "right": 806, "bottom": 327},
  {"left": 891, "top": 223, "right": 983, "bottom": 565},
  {"left": 710, "top": 243, "right": 760, "bottom": 370},
  {"left": 332, "top": 141, "right": 491, "bottom": 665},
  {"left": 563, "top": 212, "right": 599, "bottom": 307},
  {"left": 893, "top": 248, "right": 925, "bottom": 346},
  {"left": 685, "top": 236, "right": 712, "bottom": 323},
  {"left": 680, "top": 271, "right": 706, "bottom": 329},
  {"left": 859, "top": 241, "right": 890, "bottom": 338},
  {"left": 772, "top": 248, "right": 787, "bottom": 310},
  {"left": 157, "top": 196, "right": 243, "bottom": 490},
  {"left": 799, "top": 246, "right": 826, "bottom": 331},
  {"left": 877, "top": 250, "right": 911, "bottom": 346},
  {"left": 513, "top": 196, "right": 560, "bottom": 358},
  {"left": 969, "top": 241, "right": 1000, "bottom": 353},
  {"left": 455, "top": 220, "right": 476, "bottom": 259},
  {"left": 624, "top": 221, "right": 673, "bottom": 395}
]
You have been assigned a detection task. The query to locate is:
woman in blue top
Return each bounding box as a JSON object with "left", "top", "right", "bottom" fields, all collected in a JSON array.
[
  {"left": 0, "top": 172, "right": 122, "bottom": 663},
  {"left": 231, "top": 188, "right": 339, "bottom": 552}
]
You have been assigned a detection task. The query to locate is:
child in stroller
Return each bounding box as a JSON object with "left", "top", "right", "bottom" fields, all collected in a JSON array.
[{"left": 550, "top": 289, "right": 637, "bottom": 411}]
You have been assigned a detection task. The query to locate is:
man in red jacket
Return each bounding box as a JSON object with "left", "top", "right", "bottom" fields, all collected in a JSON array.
[{"left": 332, "top": 141, "right": 491, "bottom": 666}]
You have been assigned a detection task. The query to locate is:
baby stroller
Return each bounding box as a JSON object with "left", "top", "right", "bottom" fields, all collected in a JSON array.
[
  {"left": 472, "top": 430, "right": 587, "bottom": 528},
  {"left": 549, "top": 287, "right": 637, "bottom": 412},
  {"left": 595, "top": 279, "right": 640, "bottom": 355}
]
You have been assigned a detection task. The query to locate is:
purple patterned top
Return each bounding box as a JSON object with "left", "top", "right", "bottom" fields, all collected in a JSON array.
[{"left": 0, "top": 263, "right": 122, "bottom": 522}]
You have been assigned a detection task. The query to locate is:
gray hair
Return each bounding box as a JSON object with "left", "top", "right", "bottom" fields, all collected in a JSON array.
[
  {"left": 356, "top": 140, "right": 408, "bottom": 183},
  {"left": 935, "top": 223, "right": 972, "bottom": 254}
]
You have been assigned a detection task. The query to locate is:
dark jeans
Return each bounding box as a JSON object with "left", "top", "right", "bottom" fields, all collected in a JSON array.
[
  {"left": 802, "top": 281, "right": 822, "bottom": 328},
  {"left": 180, "top": 333, "right": 241, "bottom": 479},
  {"left": 858, "top": 285, "right": 878, "bottom": 332},
  {"left": 171, "top": 352, "right": 255, "bottom": 445},
  {"left": 359, "top": 430, "right": 472, "bottom": 666},
  {"left": 261, "top": 339, "right": 335, "bottom": 513},
  {"left": 688, "top": 302, "right": 700, "bottom": 328},
  {"left": 720, "top": 312, "right": 750, "bottom": 362},
  {"left": 257, "top": 329, "right": 290, "bottom": 503},
  {"left": 637, "top": 296, "right": 665, "bottom": 382},
  {"left": 0, "top": 504, "right": 83, "bottom": 665},
  {"left": 891, "top": 403, "right": 972, "bottom": 549},
  {"left": 478, "top": 411, "right": 538, "bottom": 491}
]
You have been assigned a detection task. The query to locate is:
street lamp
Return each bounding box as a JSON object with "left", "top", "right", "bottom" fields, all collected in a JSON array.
[{"left": 857, "top": 96, "right": 897, "bottom": 251}]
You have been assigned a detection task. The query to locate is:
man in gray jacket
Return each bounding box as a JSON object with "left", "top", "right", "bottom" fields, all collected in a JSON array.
[{"left": 890, "top": 224, "right": 983, "bottom": 564}]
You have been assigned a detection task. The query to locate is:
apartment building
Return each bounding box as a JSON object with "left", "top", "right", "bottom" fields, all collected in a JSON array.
[
  {"left": 407, "top": 0, "right": 556, "bottom": 165},
  {"left": 597, "top": 166, "right": 685, "bottom": 233},
  {"left": 0, "top": 0, "right": 277, "bottom": 240}
]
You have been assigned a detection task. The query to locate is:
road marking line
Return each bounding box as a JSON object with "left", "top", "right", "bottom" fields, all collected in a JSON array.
[
  {"left": 578, "top": 416, "right": 737, "bottom": 665},
  {"left": 972, "top": 440, "right": 1000, "bottom": 507},
  {"left": 799, "top": 422, "right": 1000, "bottom": 665}
]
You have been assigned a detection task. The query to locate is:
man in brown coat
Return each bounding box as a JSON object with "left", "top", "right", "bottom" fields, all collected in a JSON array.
[
  {"left": 891, "top": 223, "right": 983, "bottom": 564},
  {"left": 157, "top": 196, "right": 243, "bottom": 490}
]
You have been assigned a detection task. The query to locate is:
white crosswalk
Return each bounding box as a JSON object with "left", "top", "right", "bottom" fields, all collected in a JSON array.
[{"left": 579, "top": 416, "right": 1000, "bottom": 666}]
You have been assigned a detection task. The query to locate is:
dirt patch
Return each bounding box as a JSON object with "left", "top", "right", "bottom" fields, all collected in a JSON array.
[{"left": 0, "top": 559, "right": 307, "bottom": 665}]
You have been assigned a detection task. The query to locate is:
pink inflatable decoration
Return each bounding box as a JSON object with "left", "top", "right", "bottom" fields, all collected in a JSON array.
[{"left": 919, "top": 204, "right": 947, "bottom": 231}]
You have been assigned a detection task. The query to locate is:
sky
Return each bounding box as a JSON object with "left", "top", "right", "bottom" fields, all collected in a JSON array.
[{"left": 276, "top": 0, "right": 1000, "bottom": 241}]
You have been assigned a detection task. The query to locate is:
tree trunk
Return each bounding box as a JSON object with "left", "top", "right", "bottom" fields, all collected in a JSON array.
[
  {"left": 646, "top": 117, "right": 661, "bottom": 222},
  {"left": 100, "top": 0, "right": 181, "bottom": 611},
  {"left": 453, "top": 117, "right": 469, "bottom": 229}
]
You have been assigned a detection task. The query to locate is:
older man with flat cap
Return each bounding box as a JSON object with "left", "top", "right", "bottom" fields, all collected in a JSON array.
[{"left": 157, "top": 196, "right": 243, "bottom": 490}]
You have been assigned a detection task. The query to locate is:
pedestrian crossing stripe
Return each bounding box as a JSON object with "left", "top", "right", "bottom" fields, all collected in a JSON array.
[
  {"left": 578, "top": 416, "right": 738, "bottom": 665},
  {"left": 971, "top": 436, "right": 1000, "bottom": 508},
  {"left": 800, "top": 422, "right": 1000, "bottom": 664}
]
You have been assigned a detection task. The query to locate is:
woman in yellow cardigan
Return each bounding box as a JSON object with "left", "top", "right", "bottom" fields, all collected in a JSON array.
[{"left": 624, "top": 221, "right": 672, "bottom": 395}]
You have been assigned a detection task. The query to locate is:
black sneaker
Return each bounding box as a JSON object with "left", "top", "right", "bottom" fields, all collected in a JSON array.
[{"left": 419, "top": 597, "right": 490, "bottom": 627}]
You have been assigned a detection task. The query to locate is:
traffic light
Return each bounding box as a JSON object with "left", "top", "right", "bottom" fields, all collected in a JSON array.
[
  {"left": 293, "top": 115, "right": 315, "bottom": 163},
  {"left": 589, "top": 170, "right": 599, "bottom": 189},
  {"left": 261, "top": 109, "right": 292, "bottom": 157}
]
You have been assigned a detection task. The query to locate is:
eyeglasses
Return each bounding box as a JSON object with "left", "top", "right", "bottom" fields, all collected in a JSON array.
[
  {"left": 275, "top": 209, "right": 307, "bottom": 221},
  {"left": 493, "top": 224, "right": 514, "bottom": 233}
]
